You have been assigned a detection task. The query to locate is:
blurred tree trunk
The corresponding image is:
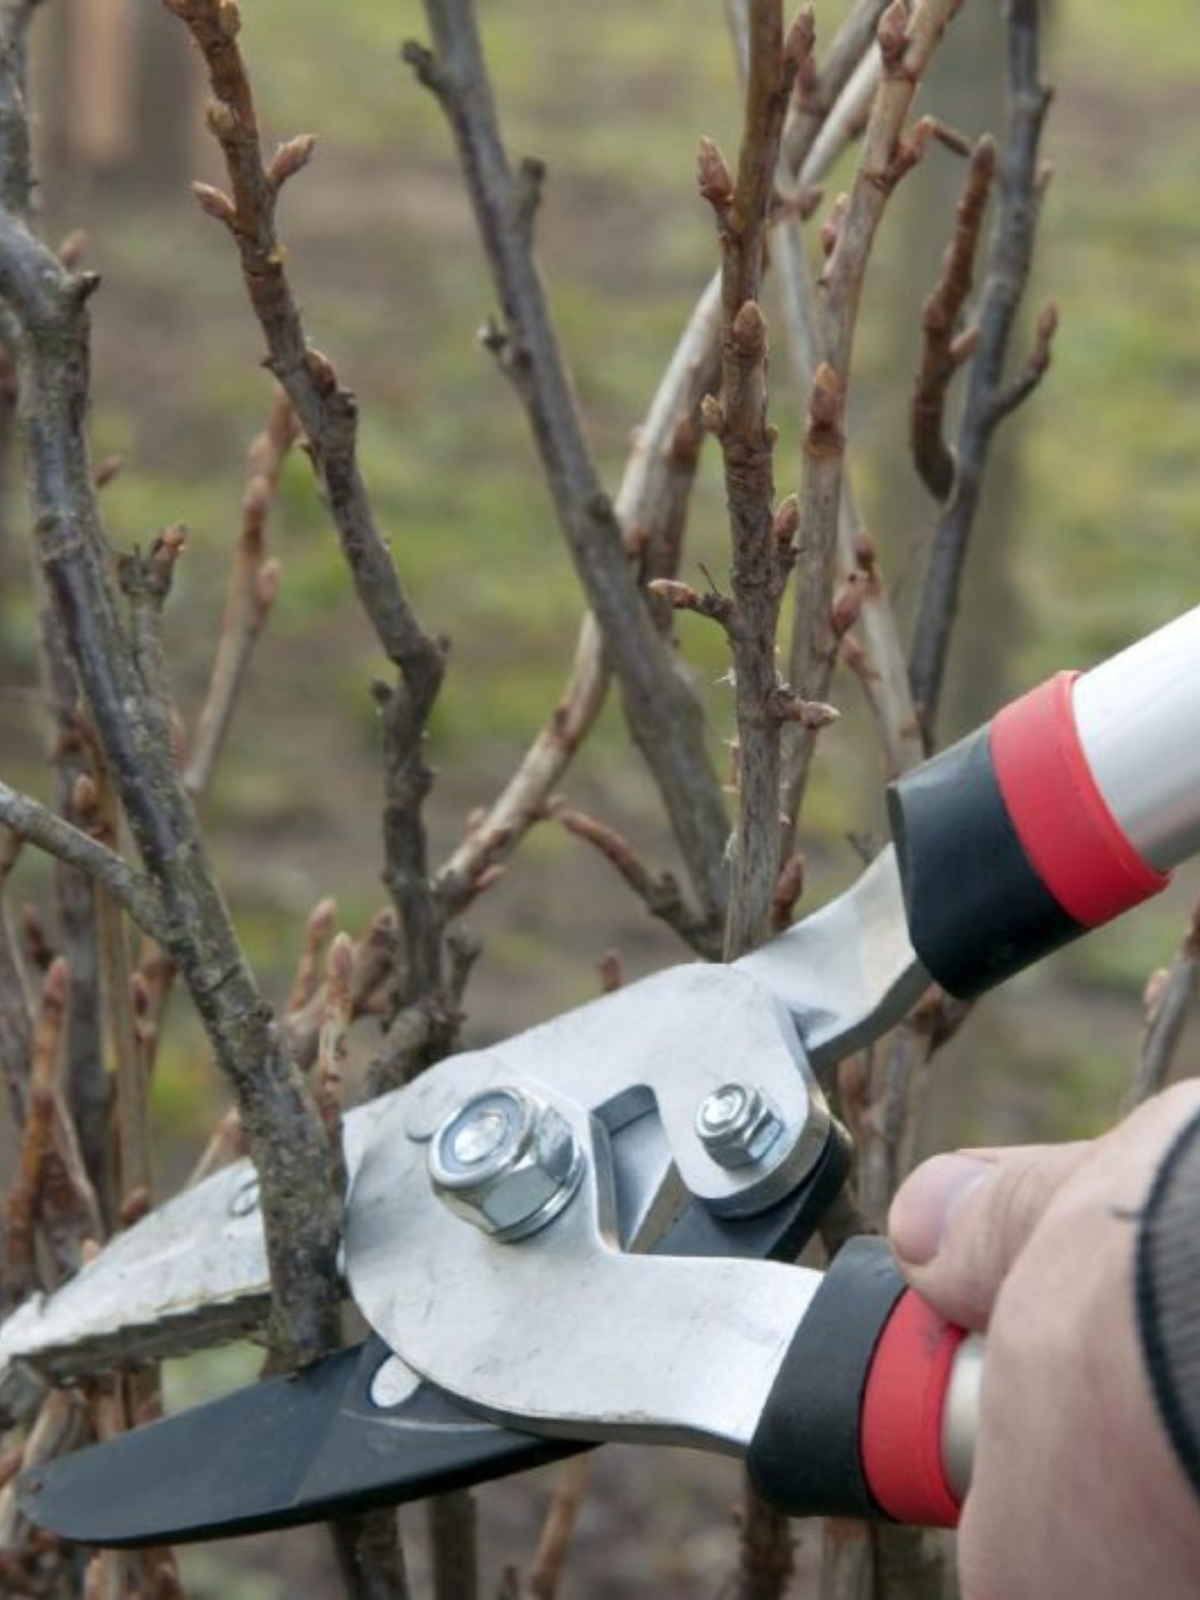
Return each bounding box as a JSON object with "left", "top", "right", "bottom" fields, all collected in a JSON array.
[{"left": 32, "top": 0, "right": 195, "bottom": 199}]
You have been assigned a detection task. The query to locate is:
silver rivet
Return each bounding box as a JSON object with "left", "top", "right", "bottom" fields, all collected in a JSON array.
[
  {"left": 228, "top": 1174, "right": 260, "bottom": 1217},
  {"left": 369, "top": 1354, "right": 422, "bottom": 1410},
  {"left": 695, "top": 1083, "right": 783, "bottom": 1169},
  {"left": 428, "top": 1087, "right": 585, "bottom": 1242}
]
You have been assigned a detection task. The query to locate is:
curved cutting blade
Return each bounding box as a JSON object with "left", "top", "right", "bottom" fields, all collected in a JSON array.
[{"left": 19, "top": 1336, "right": 572, "bottom": 1546}]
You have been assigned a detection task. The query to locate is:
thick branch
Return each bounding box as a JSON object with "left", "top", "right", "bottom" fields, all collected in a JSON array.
[
  {"left": 408, "top": 0, "right": 731, "bottom": 926},
  {"left": 0, "top": 171, "right": 341, "bottom": 1368}
]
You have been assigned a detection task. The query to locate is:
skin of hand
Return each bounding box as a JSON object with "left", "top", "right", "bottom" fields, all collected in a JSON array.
[{"left": 889, "top": 1080, "right": 1200, "bottom": 1600}]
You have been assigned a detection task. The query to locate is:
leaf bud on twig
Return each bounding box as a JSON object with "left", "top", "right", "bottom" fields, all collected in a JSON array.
[
  {"left": 217, "top": 0, "right": 241, "bottom": 41},
  {"left": 832, "top": 573, "right": 864, "bottom": 637},
  {"left": 697, "top": 136, "right": 734, "bottom": 213},
  {"left": 255, "top": 558, "right": 283, "bottom": 612},
  {"left": 647, "top": 578, "right": 702, "bottom": 610},
  {"left": 268, "top": 134, "right": 318, "bottom": 190},
  {"left": 771, "top": 853, "right": 806, "bottom": 932},
  {"left": 305, "top": 346, "right": 339, "bottom": 397},
  {"left": 205, "top": 99, "right": 241, "bottom": 142},
  {"left": 772, "top": 493, "right": 801, "bottom": 548},
  {"left": 193, "top": 181, "right": 237, "bottom": 227},
  {"left": 877, "top": 0, "right": 910, "bottom": 72},
  {"left": 785, "top": 6, "right": 816, "bottom": 74},
  {"left": 732, "top": 300, "right": 768, "bottom": 359},
  {"left": 700, "top": 393, "right": 726, "bottom": 438}
]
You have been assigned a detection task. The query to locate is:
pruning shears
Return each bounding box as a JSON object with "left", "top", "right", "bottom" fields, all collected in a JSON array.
[{"left": 6, "top": 604, "right": 1200, "bottom": 1546}]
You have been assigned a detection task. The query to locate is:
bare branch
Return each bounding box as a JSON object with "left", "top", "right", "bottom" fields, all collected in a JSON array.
[
  {"left": 557, "top": 810, "right": 722, "bottom": 959},
  {"left": 0, "top": 779, "right": 167, "bottom": 943},
  {"left": 709, "top": 7, "right": 804, "bottom": 961},
  {"left": 784, "top": 0, "right": 962, "bottom": 824},
  {"left": 908, "top": 0, "right": 1053, "bottom": 747},
  {"left": 911, "top": 136, "right": 996, "bottom": 501},
  {"left": 528, "top": 1455, "right": 592, "bottom": 1600},
  {"left": 186, "top": 386, "right": 297, "bottom": 798},
  {"left": 164, "top": 0, "right": 448, "bottom": 1009},
  {"left": 408, "top": 0, "right": 731, "bottom": 927}
]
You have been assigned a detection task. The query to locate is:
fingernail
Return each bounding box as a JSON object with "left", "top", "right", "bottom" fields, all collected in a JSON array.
[{"left": 889, "top": 1152, "right": 994, "bottom": 1266}]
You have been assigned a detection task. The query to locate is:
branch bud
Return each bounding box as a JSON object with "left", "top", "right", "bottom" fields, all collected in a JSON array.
[
  {"left": 268, "top": 133, "right": 317, "bottom": 190},
  {"left": 805, "top": 363, "right": 844, "bottom": 456},
  {"left": 771, "top": 853, "right": 806, "bottom": 932},
  {"left": 205, "top": 100, "right": 240, "bottom": 142},
  {"left": 217, "top": 0, "right": 242, "bottom": 40},
  {"left": 772, "top": 493, "right": 800, "bottom": 547},
  {"left": 255, "top": 558, "right": 283, "bottom": 610},
  {"left": 877, "top": 0, "right": 909, "bottom": 71},
  {"left": 700, "top": 393, "right": 726, "bottom": 437},
  {"left": 305, "top": 346, "right": 339, "bottom": 397},
  {"left": 832, "top": 573, "right": 864, "bottom": 637},
  {"left": 785, "top": 6, "right": 816, "bottom": 73},
  {"left": 193, "top": 182, "right": 237, "bottom": 227},
  {"left": 732, "top": 300, "right": 768, "bottom": 359},
  {"left": 647, "top": 578, "right": 701, "bottom": 610},
  {"left": 697, "top": 136, "right": 734, "bottom": 212}
]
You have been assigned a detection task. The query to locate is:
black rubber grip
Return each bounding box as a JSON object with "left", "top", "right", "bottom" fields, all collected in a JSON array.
[
  {"left": 887, "top": 725, "right": 1081, "bottom": 999},
  {"left": 746, "top": 1236, "right": 905, "bottom": 1519}
]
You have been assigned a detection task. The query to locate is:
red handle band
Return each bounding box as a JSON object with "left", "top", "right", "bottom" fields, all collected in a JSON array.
[
  {"left": 860, "top": 1289, "right": 964, "bottom": 1528},
  {"left": 990, "top": 671, "right": 1167, "bottom": 928}
]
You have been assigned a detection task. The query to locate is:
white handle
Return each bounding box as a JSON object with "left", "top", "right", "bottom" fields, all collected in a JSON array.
[{"left": 1073, "top": 605, "right": 1200, "bottom": 871}]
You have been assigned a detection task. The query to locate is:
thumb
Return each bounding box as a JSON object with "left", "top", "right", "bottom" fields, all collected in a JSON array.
[{"left": 887, "top": 1140, "right": 1093, "bottom": 1330}]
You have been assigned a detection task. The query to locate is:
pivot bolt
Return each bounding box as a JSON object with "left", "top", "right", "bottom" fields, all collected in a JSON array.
[
  {"left": 428, "top": 1086, "right": 584, "bottom": 1242},
  {"left": 695, "top": 1082, "right": 783, "bottom": 1169}
]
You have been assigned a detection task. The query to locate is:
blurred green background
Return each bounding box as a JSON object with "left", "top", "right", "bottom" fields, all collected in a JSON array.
[{"left": 1, "top": 0, "right": 1199, "bottom": 1591}]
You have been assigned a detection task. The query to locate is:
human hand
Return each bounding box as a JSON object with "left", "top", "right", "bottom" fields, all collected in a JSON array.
[{"left": 889, "top": 1081, "right": 1200, "bottom": 1599}]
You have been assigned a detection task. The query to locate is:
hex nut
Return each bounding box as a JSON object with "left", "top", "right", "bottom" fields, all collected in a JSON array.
[
  {"left": 695, "top": 1082, "right": 784, "bottom": 1169},
  {"left": 428, "top": 1087, "right": 584, "bottom": 1242}
]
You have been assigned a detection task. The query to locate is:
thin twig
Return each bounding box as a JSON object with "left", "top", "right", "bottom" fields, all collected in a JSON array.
[
  {"left": 527, "top": 1455, "right": 591, "bottom": 1600},
  {"left": 0, "top": 779, "right": 167, "bottom": 943},
  {"left": 435, "top": 287, "right": 722, "bottom": 920},
  {"left": 186, "top": 386, "right": 296, "bottom": 797},
  {"left": 910, "top": 136, "right": 996, "bottom": 501},
  {"left": 908, "top": 0, "right": 1054, "bottom": 748},
  {"left": 557, "top": 809, "right": 722, "bottom": 958},
  {"left": 0, "top": 846, "right": 31, "bottom": 1126}
]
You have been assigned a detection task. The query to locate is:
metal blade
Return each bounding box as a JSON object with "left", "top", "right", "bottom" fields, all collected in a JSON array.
[
  {"left": 19, "top": 1337, "right": 574, "bottom": 1547},
  {"left": 734, "top": 846, "right": 928, "bottom": 1067}
]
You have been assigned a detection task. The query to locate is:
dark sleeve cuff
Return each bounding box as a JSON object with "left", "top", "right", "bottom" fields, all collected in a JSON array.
[{"left": 1136, "top": 1103, "right": 1200, "bottom": 1504}]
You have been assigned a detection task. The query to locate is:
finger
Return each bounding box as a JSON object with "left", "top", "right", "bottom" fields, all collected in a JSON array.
[{"left": 888, "top": 1140, "right": 1092, "bottom": 1330}]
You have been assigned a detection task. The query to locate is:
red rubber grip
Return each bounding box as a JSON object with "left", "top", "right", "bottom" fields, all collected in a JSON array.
[
  {"left": 990, "top": 671, "right": 1167, "bottom": 928},
  {"left": 860, "top": 1290, "right": 964, "bottom": 1528}
]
